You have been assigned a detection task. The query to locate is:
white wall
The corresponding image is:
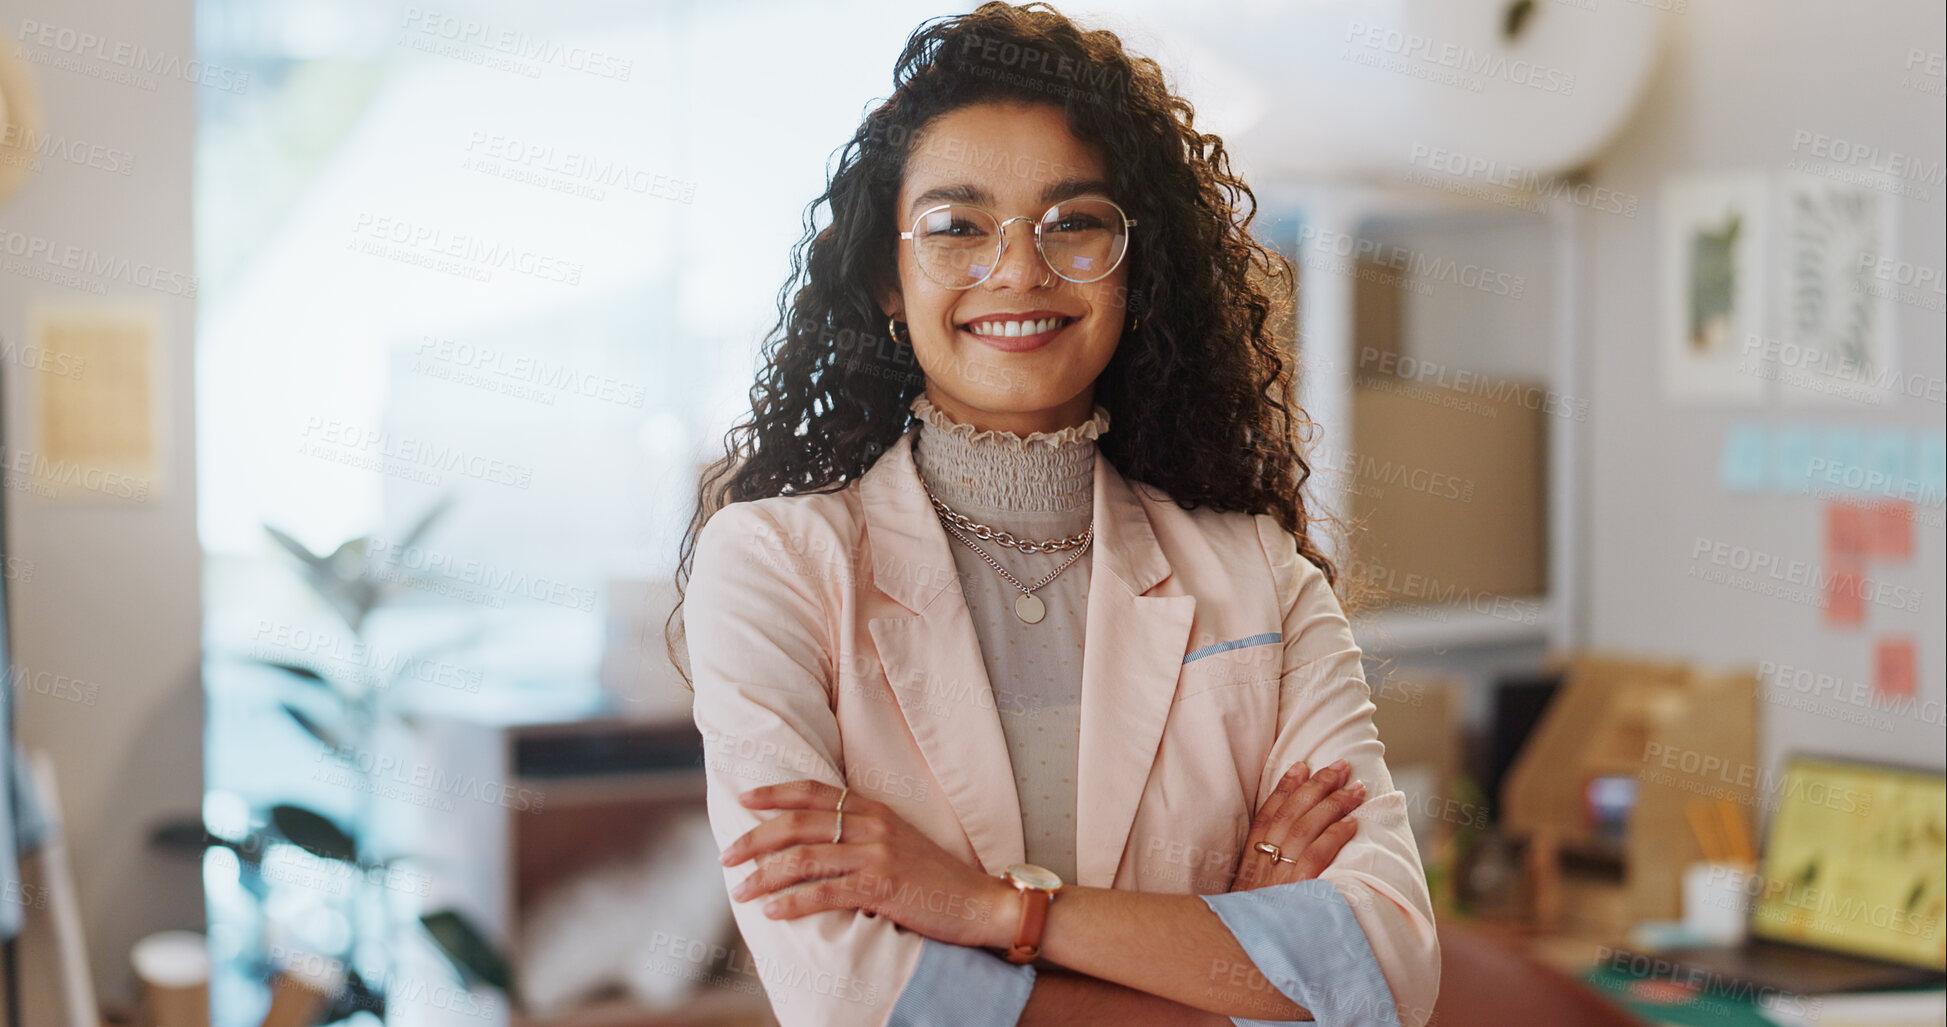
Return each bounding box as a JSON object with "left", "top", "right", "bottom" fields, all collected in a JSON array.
[
  {"left": 1391, "top": 217, "right": 1558, "bottom": 386},
  {"left": 1, "top": 0, "right": 204, "bottom": 1014},
  {"left": 1584, "top": 1, "right": 1946, "bottom": 777}
]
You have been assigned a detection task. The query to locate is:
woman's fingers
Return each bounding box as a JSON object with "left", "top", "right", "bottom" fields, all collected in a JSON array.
[
  {"left": 721, "top": 807, "right": 852, "bottom": 867},
  {"left": 1246, "top": 759, "right": 1354, "bottom": 853},
  {"left": 1289, "top": 818, "right": 1359, "bottom": 880},
  {"left": 1251, "top": 760, "right": 1311, "bottom": 832},
  {"left": 759, "top": 872, "right": 875, "bottom": 920},
  {"left": 738, "top": 779, "right": 858, "bottom": 811},
  {"left": 1235, "top": 759, "right": 1364, "bottom": 892},
  {"left": 723, "top": 782, "right": 884, "bottom": 867},
  {"left": 730, "top": 841, "right": 859, "bottom": 903},
  {"left": 1285, "top": 779, "right": 1367, "bottom": 854},
  {"left": 1263, "top": 759, "right": 1351, "bottom": 838},
  {"left": 1234, "top": 770, "right": 1368, "bottom": 891}
]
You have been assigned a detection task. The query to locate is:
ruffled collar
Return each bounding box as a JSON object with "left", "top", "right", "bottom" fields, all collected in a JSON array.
[{"left": 909, "top": 393, "right": 1107, "bottom": 517}]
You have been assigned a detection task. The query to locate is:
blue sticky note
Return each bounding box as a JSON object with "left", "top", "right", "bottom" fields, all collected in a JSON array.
[
  {"left": 1820, "top": 427, "right": 1867, "bottom": 494},
  {"left": 1720, "top": 423, "right": 1768, "bottom": 493},
  {"left": 1771, "top": 426, "right": 1819, "bottom": 495},
  {"left": 1863, "top": 431, "right": 1909, "bottom": 499},
  {"left": 1916, "top": 431, "right": 1946, "bottom": 504}
]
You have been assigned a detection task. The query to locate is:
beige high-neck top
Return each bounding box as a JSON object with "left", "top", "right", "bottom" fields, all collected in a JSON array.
[{"left": 909, "top": 392, "right": 1108, "bottom": 885}]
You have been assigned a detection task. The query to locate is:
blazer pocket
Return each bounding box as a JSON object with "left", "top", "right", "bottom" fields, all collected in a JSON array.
[
  {"left": 1172, "top": 661, "right": 1281, "bottom": 703},
  {"left": 1174, "top": 635, "right": 1284, "bottom": 702},
  {"left": 1161, "top": 668, "right": 1280, "bottom": 800}
]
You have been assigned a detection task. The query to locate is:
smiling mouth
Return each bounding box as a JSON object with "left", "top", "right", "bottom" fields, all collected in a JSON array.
[{"left": 960, "top": 315, "right": 1076, "bottom": 338}]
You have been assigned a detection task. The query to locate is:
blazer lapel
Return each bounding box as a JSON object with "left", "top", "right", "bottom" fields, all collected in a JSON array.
[
  {"left": 860, "top": 428, "right": 1195, "bottom": 888},
  {"left": 863, "top": 429, "right": 1026, "bottom": 875},
  {"left": 1075, "top": 451, "right": 1195, "bottom": 888}
]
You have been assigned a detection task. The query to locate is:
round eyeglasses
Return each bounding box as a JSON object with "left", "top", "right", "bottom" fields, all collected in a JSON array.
[{"left": 899, "top": 197, "right": 1137, "bottom": 290}]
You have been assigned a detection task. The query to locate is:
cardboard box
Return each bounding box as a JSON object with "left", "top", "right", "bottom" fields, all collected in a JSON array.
[{"left": 1347, "top": 379, "right": 1548, "bottom": 608}]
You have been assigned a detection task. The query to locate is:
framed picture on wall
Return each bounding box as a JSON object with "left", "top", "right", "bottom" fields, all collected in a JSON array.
[
  {"left": 1659, "top": 170, "right": 1770, "bottom": 405},
  {"left": 1774, "top": 173, "right": 1901, "bottom": 407}
]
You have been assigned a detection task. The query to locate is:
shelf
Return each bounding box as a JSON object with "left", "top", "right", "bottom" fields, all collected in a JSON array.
[
  {"left": 1270, "top": 185, "right": 1586, "bottom": 659},
  {"left": 1352, "top": 597, "right": 1556, "bottom": 652}
]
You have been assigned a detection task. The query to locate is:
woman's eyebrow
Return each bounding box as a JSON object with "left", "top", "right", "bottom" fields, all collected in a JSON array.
[
  {"left": 908, "top": 183, "right": 991, "bottom": 214},
  {"left": 906, "top": 176, "right": 1114, "bottom": 216},
  {"left": 1040, "top": 178, "right": 1113, "bottom": 204}
]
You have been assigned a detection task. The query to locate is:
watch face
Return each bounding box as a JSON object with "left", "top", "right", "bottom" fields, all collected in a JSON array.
[{"left": 1006, "top": 863, "right": 1063, "bottom": 891}]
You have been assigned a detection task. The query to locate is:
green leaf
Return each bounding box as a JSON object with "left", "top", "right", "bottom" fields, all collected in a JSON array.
[
  {"left": 280, "top": 702, "right": 351, "bottom": 751},
  {"left": 270, "top": 804, "right": 359, "bottom": 863},
  {"left": 421, "top": 910, "right": 514, "bottom": 994}
]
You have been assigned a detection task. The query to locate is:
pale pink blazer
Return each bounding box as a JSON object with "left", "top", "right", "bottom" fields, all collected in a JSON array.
[{"left": 685, "top": 425, "right": 1440, "bottom": 1026}]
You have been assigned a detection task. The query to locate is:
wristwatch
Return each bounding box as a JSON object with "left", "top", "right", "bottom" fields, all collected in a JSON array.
[{"left": 998, "top": 863, "right": 1063, "bottom": 964}]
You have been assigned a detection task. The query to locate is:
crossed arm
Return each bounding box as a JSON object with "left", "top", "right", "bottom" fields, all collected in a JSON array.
[
  {"left": 1025, "top": 886, "right": 1312, "bottom": 1021},
  {"left": 727, "top": 755, "right": 1367, "bottom": 1023},
  {"left": 1015, "top": 757, "right": 1370, "bottom": 1022},
  {"left": 686, "top": 504, "right": 1438, "bottom": 1027},
  {"left": 1021, "top": 967, "right": 1236, "bottom": 1025}
]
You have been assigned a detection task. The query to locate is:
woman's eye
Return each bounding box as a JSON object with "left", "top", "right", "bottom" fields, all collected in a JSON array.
[
  {"left": 1050, "top": 215, "right": 1106, "bottom": 233},
  {"left": 928, "top": 220, "right": 987, "bottom": 238}
]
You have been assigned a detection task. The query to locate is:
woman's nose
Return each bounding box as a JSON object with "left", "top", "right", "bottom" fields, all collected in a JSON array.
[{"left": 985, "top": 217, "right": 1049, "bottom": 289}]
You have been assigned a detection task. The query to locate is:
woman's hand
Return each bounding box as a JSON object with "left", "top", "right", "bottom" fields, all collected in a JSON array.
[
  {"left": 720, "top": 779, "right": 1016, "bottom": 950},
  {"left": 1230, "top": 758, "right": 1366, "bottom": 892}
]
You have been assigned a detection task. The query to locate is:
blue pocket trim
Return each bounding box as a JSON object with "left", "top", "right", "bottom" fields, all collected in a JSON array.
[{"left": 1182, "top": 631, "right": 1283, "bottom": 665}]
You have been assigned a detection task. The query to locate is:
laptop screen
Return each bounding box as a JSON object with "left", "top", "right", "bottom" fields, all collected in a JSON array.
[{"left": 1750, "top": 756, "right": 1946, "bottom": 970}]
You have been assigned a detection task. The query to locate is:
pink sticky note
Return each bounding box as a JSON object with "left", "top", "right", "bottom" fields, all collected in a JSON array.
[
  {"left": 1826, "top": 502, "right": 1867, "bottom": 559},
  {"left": 1824, "top": 558, "right": 1864, "bottom": 627},
  {"left": 1867, "top": 501, "right": 1913, "bottom": 562},
  {"left": 1875, "top": 637, "right": 1917, "bottom": 698}
]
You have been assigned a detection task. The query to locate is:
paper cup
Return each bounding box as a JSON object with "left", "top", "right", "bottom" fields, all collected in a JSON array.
[
  {"left": 131, "top": 930, "right": 210, "bottom": 1027},
  {"left": 1682, "top": 861, "right": 1754, "bottom": 947}
]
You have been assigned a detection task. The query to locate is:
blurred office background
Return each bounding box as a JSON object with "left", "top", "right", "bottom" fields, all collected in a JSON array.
[{"left": 0, "top": 0, "right": 1941, "bottom": 1025}]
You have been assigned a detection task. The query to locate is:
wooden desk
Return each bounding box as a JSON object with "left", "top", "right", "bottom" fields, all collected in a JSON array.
[{"left": 1435, "top": 918, "right": 1648, "bottom": 1027}]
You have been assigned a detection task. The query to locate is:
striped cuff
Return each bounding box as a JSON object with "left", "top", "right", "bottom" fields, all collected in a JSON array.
[
  {"left": 887, "top": 937, "right": 1037, "bottom": 1027},
  {"left": 1200, "top": 880, "right": 1403, "bottom": 1027}
]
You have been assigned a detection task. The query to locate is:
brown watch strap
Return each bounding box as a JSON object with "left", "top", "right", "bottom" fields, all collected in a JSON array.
[{"left": 1005, "top": 885, "right": 1052, "bottom": 964}]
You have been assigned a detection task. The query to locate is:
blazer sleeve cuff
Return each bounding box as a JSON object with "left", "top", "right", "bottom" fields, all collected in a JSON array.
[
  {"left": 1200, "top": 880, "right": 1404, "bottom": 1027},
  {"left": 886, "top": 937, "right": 1037, "bottom": 1027}
]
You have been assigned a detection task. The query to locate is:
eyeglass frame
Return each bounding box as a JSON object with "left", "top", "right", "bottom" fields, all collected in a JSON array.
[{"left": 897, "top": 196, "right": 1138, "bottom": 290}]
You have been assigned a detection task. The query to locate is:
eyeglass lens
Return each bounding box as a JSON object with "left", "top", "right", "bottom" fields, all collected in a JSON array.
[{"left": 913, "top": 199, "right": 1129, "bottom": 288}]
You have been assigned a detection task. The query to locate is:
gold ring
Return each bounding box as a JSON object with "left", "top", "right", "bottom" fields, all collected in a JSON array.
[
  {"left": 1254, "top": 840, "right": 1298, "bottom": 865},
  {"left": 833, "top": 786, "right": 849, "bottom": 845}
]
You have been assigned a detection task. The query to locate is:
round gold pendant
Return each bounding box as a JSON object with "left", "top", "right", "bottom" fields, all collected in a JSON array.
[{"left": 1014, "top": 593, "right": 1046, "bottom": 624}]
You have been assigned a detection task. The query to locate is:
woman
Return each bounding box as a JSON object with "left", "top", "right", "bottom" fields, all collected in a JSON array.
[{"left": 670, "top": 4, "right": 1439, "bottom": 1024}]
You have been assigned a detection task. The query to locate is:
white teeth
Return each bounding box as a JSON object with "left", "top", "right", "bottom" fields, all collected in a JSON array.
[{"left": 967, "top": 317, "right": 1064, "bottom": 337}]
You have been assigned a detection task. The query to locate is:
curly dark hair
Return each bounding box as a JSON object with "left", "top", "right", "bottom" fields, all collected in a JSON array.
[{"left": 666, "top": 1, "right": 1336, "bottom": 689}]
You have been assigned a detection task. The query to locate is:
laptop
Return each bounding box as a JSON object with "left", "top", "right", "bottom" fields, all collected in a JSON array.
[{"left": 1648, "top": 754, "right": 1947, "bottom": 998}]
